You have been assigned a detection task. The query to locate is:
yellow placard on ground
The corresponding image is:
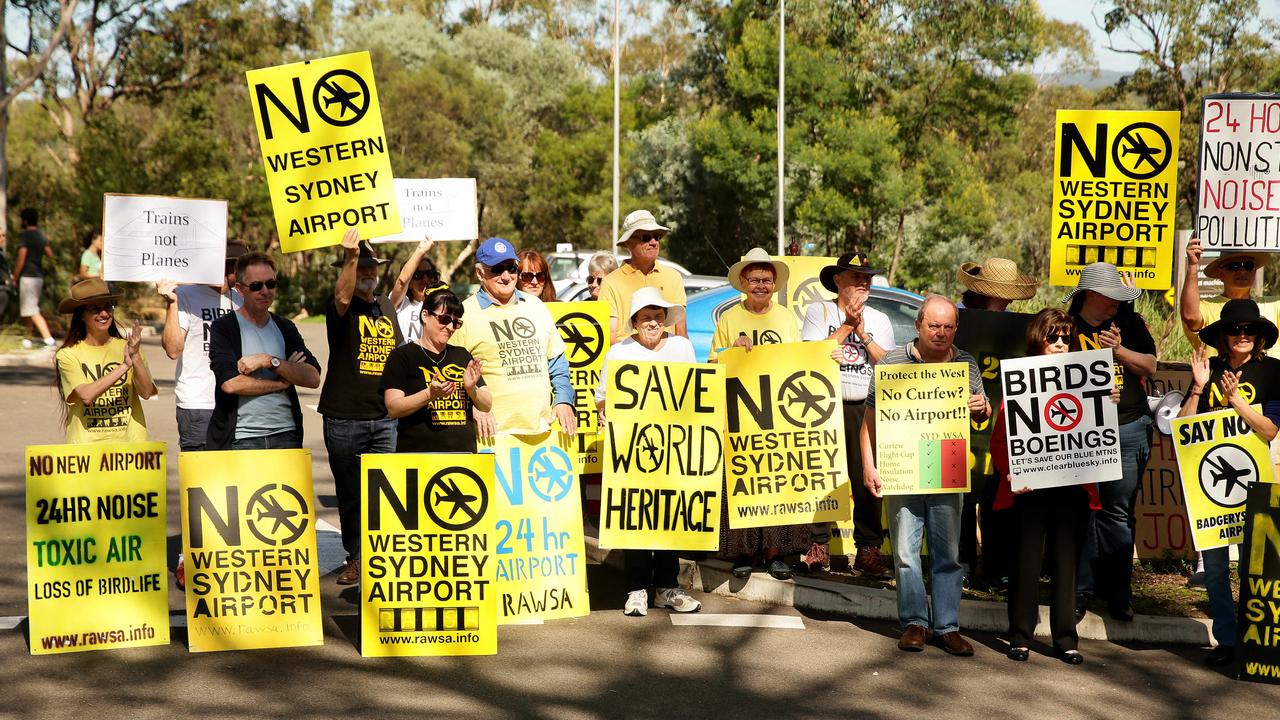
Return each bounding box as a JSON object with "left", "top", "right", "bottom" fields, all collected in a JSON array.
[
  {"left": 478, "top": 432, "right": 588, "bottom": 624},
  {"left": 1050, "top": 109, "right": 1180, "bottom": 290},
  {"left": 549, "top": 301, "right": 610, "bottom": 474},
  {"left": 772, "top": 255, "right": 836, "bottom": 329},
  {"left": 599, "top": 360, "right": 724, "bottom": 550},
  {"left": 1171, "top": 407, "right": 1276, "bottom": 551},
  {"left": 180, "top": 449, "right": 323, "bottom": 652},
  {"left": 362, "top": 453, "right": 496, "bottom": 656},
  {"left": 723, "top": 341, "right": 850, "bottom": 528},
  {"left": 246, "top": 51, "right": 401, "bottom": 253},
  {"left": 874, "top": 362, "right": 971, "bottom": 495},
  {"left": 26, "top": 442, "right": 169, "bottom": 655}
]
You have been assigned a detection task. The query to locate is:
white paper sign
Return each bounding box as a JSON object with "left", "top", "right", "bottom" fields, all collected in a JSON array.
[
  {"left": 371, "top": 178, "right": 478, "bottom": 242},
  {"left": 1198, "top": 94, "right": 1280, "bottom": 251},
  {"left": 1000, "top": 349, "right": 1122, "bottom": 491},
  {"left": 103, "top": 194, "right": 228, "bottom": 285}
]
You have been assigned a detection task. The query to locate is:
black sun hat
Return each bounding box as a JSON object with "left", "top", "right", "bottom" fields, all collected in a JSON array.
[{"left": 1199, "top": 299, "right": 1279, "bottom": 350}]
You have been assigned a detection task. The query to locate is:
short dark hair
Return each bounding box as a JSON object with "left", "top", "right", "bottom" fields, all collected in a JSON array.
[
  {"left": 20, "top": 208, "right": 38, "bottom": 227},
  {"left": 235, "top": 251, "right": 277, "bottom": 285},
  {"left": 422, "top": 288, "right": 463, "bottom": 318},
  {"left": 81, "top": 228, "right": 101, "bottom": 249}
]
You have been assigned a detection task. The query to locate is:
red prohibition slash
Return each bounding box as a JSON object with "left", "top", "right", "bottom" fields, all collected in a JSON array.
[{"left": 1044, "top": 393, "right": 1083, "bottom": 432}]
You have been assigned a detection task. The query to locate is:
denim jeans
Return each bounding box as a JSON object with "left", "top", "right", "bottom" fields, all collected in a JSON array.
[
  {"left": 231, "top": 428, "right": 301, "bottom": 450},
  {"left": 324, "top": 416, "right": 397, "bottom": 559},
  {"left": 1204, "top": 545, "right": 1236, "bottom": 647},
  {"left": 1079, "top": 415, "right": 1152, "bottom": 608},
  {"left": 887, "top": 492, "right": 963, "bottom": 634}
]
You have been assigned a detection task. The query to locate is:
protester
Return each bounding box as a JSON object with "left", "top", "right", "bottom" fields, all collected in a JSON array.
[
  {"left": 956, "top": 258, "right": 1037, "bottom": 311},
  {"left": 12, "top": 207, "right": 55, "bottom": 349},
  {"left": 801, "top": 252, "right": 895, "bottom": 577},
  {"left": 517, "top": 249, "right": 557, "bottom": 303},
  {"left": 382, "top": 288, "right": 492, "bottom": 452},
  {"left": 595, "top": 287, "right": 702, "bottom": 616},
  {"left": 598, "top": 209, "right": 686, "bottom": 341},
  {"left": 1179, "top": 299, "right": 1280, "bottom": 666},
  {"left": 206, "top": 251, "right": 320, "bottom": 450},
  {"left": 586, "top": 253, "right": 618, "bottom": 301},
  {"left": 78, "top": 228, "right": 104, "bottom": 280},
  {"left": 389, "top": 239, "right": 443, "bottom": 344},
  {"left": 1181, "top": 237, "right": 1280, "bottom": 359},
  {"left": 320, "top": 230, "right": 404, "bottom": 585},
  {"left": 862, "top": 295, "right": 989, "bottom": 655},
  {"left": 990, "top": 308, "right": 1104, "bottom": 665},
  {"left": 1064, "top": 262, "right": 1156, "bottom": 622}
]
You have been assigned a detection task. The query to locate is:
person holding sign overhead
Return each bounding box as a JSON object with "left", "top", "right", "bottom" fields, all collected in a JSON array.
[
  {"left": 1179, "top": 299, "right": 1280, "bottom": 666},
  {"left": 389, "top": 239, "right": 444, "bottom": 344},
  {"left": 599, "top": 209, "right": 686, "bottom": 342},
  {"left": 1181, "top": 237, "right": 1280, "bottom": 359}
]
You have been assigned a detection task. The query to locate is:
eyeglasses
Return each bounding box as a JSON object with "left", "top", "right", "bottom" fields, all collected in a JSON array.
[
  {"left": 1045, "top": 333, "right": 1071, "bottom": 345},
  {"left": 1228, "top": 324, "right": 1258, "bottom": 336},
  {"left": 84, "top": 304, "right": 115, "bottom": 315},
  {"left": 743, "top": 276, "right": 775, "bottom": 286},
  {"left": 487, "top": 262, "right": 519, "bottom": 276},
  {"left": 426, "top": 311, "right": 463, "bottom": 329},
  {"left": 519, "top": 271, "right": 548, "bottom": 284},
  {"left": 631, "top": 232, "right": 662, "bottom": 243},
  {"left": 586, "top": 276, "right": 604, "bottom": 286},
  {"left": 243, "top": 279, "right": 277, "bottom": 292},
  {"left": 412, "top": 270, "right": 440, "bottom": 282},
  {"left": 1222, "top": 260, "right": 1256, "bottom": 272}
]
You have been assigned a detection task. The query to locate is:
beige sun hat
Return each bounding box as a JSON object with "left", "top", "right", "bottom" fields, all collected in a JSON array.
[
  {"left": 727, "top": 247, "right": 789, "bottom": 294},
  {"left": 615, "top": 209, "right": 669, "bottom": 246},
  {"left": 1203, "top": 251, "right": 1269, "bottom": 280},
  {"left": 956, "top": 258, "right": 1038, "bottom": 301},
  {"left": 627, "top": 286, "right": 685, "bottom": 329}
]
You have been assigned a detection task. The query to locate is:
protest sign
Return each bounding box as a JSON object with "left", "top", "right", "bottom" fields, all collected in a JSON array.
[
  {"left": 362, "top": 454, "right": 496, "bottom": 656},
  {"left": 1198, "top": 94, "right": 1280, "bottom": 251},
  {"left": 180, "top": 449, "right": 323, "bottom": 652},
  {"left": 1172, "top": 407, "right": 1276, "bottom": 551},
  {"left": 1051, "top": 109, "right": 1180, "bottom": 289},
  {"left": 1000, "top": 349, "right": 1121, "bottom": 491},
  {"left": 246, "top": 51, "right": 400, "bottom": 253},
  {"left": 371, "top": 178, "right": 479, "bottom": 243},
  {"left": 599, "top": 360, "right": 724, "bottom": 550},
  {"left": 772, "top": 255, "right": 836, "bottom": 328},
  {"left": 102, "top": 194, "right": 227, "bottom": 285},
  {"left": 26, "top": 443, "right": 168, "bottom": 655},
  {"left": 478, "top": 432, "right": 588, "bottom": 624},
  {"left": 1137, "top": 367, "right": 1196, "bottom": 560},
  {"left": 723, "top": 341, "right": 849, "bottom": 528},
  {"left": 1237, "top": 481, "right": 1280, "bottom": 683},
  {"left": 549, "top": 301, "right": 610, "bottom": 474},
  {"left": 873, "top": 362, "right": 970, "bottom": 495}
]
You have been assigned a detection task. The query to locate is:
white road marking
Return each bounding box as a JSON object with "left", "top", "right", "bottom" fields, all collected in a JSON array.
[{"left": 669, "top": 614, "right": 805, "bottom": 629}]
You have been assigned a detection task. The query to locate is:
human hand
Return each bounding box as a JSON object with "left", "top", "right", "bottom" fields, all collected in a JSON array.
[
  {"left": 1186, "top": 236, "right": 1202, "bottom": 265},
  {"left": 968, "top": 393, "right": 988, "bottom": 416},
  {"left": 341, "top": 229, "right": 361, "bottom": 255},
  {"left": 733, "top": 333, "right": 754, "bottom": 352},
  {"left": 157, "top": 279, "right": 178, "bottom": 304},
  {"left": 1220, "top": 370, "right": 1241, "bottom": 402},
  {"left": 415, "top": 239, "right": 434, "bottom": 255},
  {"left": 863, "top": 466, "right": 883, "bottom": 498},
  {"left": 1098, "top": 323, "right": 1121, "bottom": 349},
  {"left": 474, "top": 410, "right": 496, "bottom": 441},
  {"left": 555, "top": 403, "right": 578, "bottom": 437},
  {"left": 1190, "top": 346, "right": 1210, "bottom": 391},
  {"left": 238, "top": 353, "right": 273, "bottom": 375},
  {"left": 463, "top": 359, "right": 482, "bottom": 390},
  {"left": 428, "top": 375, "right": 455, "bottom": 400}
]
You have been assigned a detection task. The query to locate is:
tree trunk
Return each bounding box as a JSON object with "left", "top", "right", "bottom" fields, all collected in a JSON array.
[{"left": 887, "top": 210, "right": 906, "bottom": 286}]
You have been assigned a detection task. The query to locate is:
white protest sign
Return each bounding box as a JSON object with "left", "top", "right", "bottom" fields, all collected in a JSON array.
[
  {"left": 1000, "top": 349, "right": 1122, "bottom": 491},
  {"left": 371, "top": 178, "right": 478, "bottom": 242},
  {"left": 103, "top": 194, "right": 228, "bottom": 285},
  {"left": 1198, "top": 93, "right": 1280, "bottom": 251}
]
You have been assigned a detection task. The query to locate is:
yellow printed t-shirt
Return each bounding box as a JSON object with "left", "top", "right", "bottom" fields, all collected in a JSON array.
[
  {"left": 1186, "top": 294, "right": 1280, "bottom": 359},
  {"left": 450, "top": 292, "right": 566, "bottom": 434},
  {"left": 56, "top": 337, "right": 149, "bottom": 444},
  {"left": 599, "top": 262, "right": 687, "bottom": 335},
  {"left": 707, "top": 301, "right": 800, "bottom": 361}
]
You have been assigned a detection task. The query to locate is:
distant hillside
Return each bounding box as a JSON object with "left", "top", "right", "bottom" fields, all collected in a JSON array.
[{"left": 1043, "top": 68, "right": 1128, "bottom": 90}]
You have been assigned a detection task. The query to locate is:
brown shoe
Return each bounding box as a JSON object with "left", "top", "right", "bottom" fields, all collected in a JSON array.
[
  {"left": 936, "top": 631, "right": 974, "bottom": 657},
  {"left": 897, "top": 625, "right": 927, "bottom": 652},
  {"left": 337, "top": 558, "right": 360, "bottom": 585},
  {"left": 854, "top": 546, "right": 891, "bottom": 579}
]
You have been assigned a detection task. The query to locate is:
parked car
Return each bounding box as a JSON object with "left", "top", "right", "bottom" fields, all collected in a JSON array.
[
  {"left": 547, "top": 250, "right": 692, "bottom": 294},
  {"left": 557, "top": 273, "right": 728, "bottom": 303}
]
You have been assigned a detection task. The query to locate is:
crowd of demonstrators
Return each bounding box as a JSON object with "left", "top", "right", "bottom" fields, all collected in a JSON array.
[
  {"left": 599, "top": 210, "right": 686, "bottom": 342},
  {"left": 14, "top": 208, "right": 56, "bottom": 349},
  {"left": 517, "top": 249, "right": 556, "bottom": 303},
  {"left": 389, "top": 239, "right": 443, "bottom": 343},
  {"left": 585, "top": 253, "right": 617, "bottom": 301}
]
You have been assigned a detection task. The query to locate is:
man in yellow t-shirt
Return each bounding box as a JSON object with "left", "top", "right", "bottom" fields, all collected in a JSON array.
[
  {"left": 1181, "top": 237, "right": 1280, "bottom": 359},
  {"left": 707, "top": 247, "right": 798, "bottom": 362},
  {"left": 599, "top": 209, "right": 687, "bottom": 342}
]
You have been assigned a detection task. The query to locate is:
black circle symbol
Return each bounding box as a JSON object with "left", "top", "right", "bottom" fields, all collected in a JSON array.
[
  {"left": 556, "top": 311, "right": 605, "bottom": 367},
  {"left": 527, "top": 446, "right": 574, "bottom": 502},
  {"left": 1198, "top": 443, "right": 1255, "bottom": 509},
  {"left": 1044, "top": 393, "right": 1083, "bottom": 432},
  {"left": 634, "top": 424, "right": 666, "bottom": 473},
  {"left": 1112, "top": 122, "right": 1172, "bottom": 180},
  {"left": 313, "top": 69, "right": 370, "bottom": 127},
  {"left": 245, "top": 483, "right": 310, "bottom": 546},
  {"left": 791, "top": 276, "right": 830, "bottom": 316},
  {"left": 777, "top": 370, "right": 837, "bottom": 427},
  {"left": 512, "top": 317, "right": 537, "bottom": 339},
  {"left": 425, "top": 467, "right": 489, "bottom": 531},
  {"left": 758, "top": 329, "right": 782, "bottom": 345}
]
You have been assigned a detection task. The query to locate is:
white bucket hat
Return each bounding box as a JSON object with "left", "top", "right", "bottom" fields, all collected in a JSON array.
[
  {"left": 727, "top": 247, "right": 789, "bottom": 294},
  {"left": 627, "top": 286, "right": 685, "bottom": 329},
  {"left": 615, "top": 209, "right": 669, "bottom": 246},
  {"left": 1061, "top": 262, "right": 1142, "bottom": 304}
]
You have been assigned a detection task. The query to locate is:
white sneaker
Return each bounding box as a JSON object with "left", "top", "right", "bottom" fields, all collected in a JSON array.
[
  {"left": 654, "top": 587, "right": 701, "bottom": 613},
  {"left": 623, "top": 589, "right": 648, "bottom": 617},
  {"left": 21, "top": 339, "right": 33, "bottom": 349},
  {"left": 43, "top": 337, "right": 55, "bottom": 348}
]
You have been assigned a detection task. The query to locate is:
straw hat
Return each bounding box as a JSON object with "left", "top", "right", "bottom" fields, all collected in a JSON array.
[
  {"left": 1061, "top": 262, "right": 1142, "bottom": 304},
  {"left": 59, "top": 278, "right": 120, "bottom": 314},
  {"left": 727, "top": 248, "right": 789, "bottom": 294},
  {"left": 1199, "top": 299, "right": 1279, "bottom": 350},
  {"left": 627, "top": 286, "right": 685, "bottom": 328},
  {"left": 1203, "top": 251, "right": 1269, "bottom": 280},
  {"left": 956, "top": 258, "right": 1037, "bottom": 301},
  {"left": 615, "top": 210, "right": 669, "bottom": 246}
]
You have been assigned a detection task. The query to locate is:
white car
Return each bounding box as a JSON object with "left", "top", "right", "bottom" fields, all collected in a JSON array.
[
  {"left": 547, "top": 250, "right": 692, "bottom": 294},
  {"left": 557, "top": 273, "right": 728, "bottom": 302}
]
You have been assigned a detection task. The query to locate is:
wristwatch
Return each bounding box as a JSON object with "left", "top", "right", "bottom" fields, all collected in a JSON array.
[{"left": 270, "top": 357, "right": 281, "bottom": 369}]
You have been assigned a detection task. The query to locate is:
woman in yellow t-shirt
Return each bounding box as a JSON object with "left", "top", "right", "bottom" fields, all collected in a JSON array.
[{"left": 55, "top": 278, "right": 157, "bottom": 443}]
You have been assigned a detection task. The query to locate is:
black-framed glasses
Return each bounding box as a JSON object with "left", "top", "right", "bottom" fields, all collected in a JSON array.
[
  {"left": 631, "top": 233, "right": 662, "bottom": 243},
  {"left": 519, "top": 271, "right": 548, "bottom": 284},
  {"left": 1045, "top": 333, "right": 1071, "bottom": 345},
  {"left": 412, "top": 270, "right": 440, "bottom": 282},
  {"left": 1228, "top": 324, "right": 1258, "bottom": 336},
  {"left": 426, "top": 310, "right": 463, "bottom": 329},
  {"left": 243, "top": 279, "right": 277, "bottom": 292},
  {"left": 743, "top": 276, "right": 775, "bottom": 286},
  {"left": 487, "top": 261, "right": 519, "bottom": 276},
  {"left": 1223, "top": 260, "right": 1256, "bottom": 272}
]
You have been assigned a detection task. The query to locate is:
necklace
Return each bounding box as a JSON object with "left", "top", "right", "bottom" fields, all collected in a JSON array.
[{"left": 417, "top": 342, "right": 447, "bottom": 370}]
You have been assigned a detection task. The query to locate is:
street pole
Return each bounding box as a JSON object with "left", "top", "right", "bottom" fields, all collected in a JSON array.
[
  {"left": 612, "top": 0, "right": 621, "bottom": 250},
  {"left": 776, "top": 0, "right": 785, "bottom": 256}
]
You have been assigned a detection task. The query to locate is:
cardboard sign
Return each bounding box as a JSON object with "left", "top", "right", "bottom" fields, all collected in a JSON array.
[
  {"left": 362, "top": 454, "right": 496, "bottom": 656},
  {"left": 26, "top": 443, "right": 169, "bottom": 655},
  {"left": 1051, "top": 109, "right": 1180, "bottom": 289},
  {"left": 1136, "top": 367, "right": 1196, "bottom": 559},
  {"left": 372, "top": 178, "right": 479, "bottom": 242},
  {"left": 1198, "top": 94, "right": 1280, "bottom": 251},
  {"left": 246, "top": 51, "right": 400, "bottom": 253},
  {"left": 599, "top": 360, "right": 724, "bottom": 550},
  {"left": 1000, "top": 349, "right": 1121, "bottom": 491},
  {"left": 772, "top": 255, "right": 836, "bottom": 328},
  {"left": 102, "top": 194, "right": 228, "bottom": 284},
  {"left": 1172, "top": 407, "right": 1276, "bottom": 551},
  {"left": 873, "top": 362, "right": 971, "bottom": 495},
  {"left": 723, "top": 341, "right": 850, "bottom": 528},
  {"left": 1237, "top": 481, "right": 1280, "bottom": 683},
  {"left": 549, "top": 301, "right": 610, "bottom": 474},
  {"left": 180, "top": 449, "right": 323, "bottom": 652}
]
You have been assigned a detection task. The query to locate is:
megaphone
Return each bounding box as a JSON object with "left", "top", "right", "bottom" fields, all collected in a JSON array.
[{"left": 1148, "top": 392, "right": 1186, "bottom": 436}]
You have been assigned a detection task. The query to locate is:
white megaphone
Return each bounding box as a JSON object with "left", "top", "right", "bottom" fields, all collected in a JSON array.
[{"left": 1149, "top": 392, "right": 1186, "bottom": 436}]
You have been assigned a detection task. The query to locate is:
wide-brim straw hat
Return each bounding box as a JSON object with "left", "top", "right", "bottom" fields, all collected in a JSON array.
[
  {"left": 818, "top": 252, "right": 881, "bottom": 293},
  {"left": 627, "top": 286, "right": 685, "bottom": 329},
  {"left": 615, "top": 209, "right": 669, "bottom": 246},
  {"left": 59, "top": 278, "right": 120, "bottom": 314},
  {"left": 1061, "top": 262, "right": 1142, "bottom": 304},
  {"left": 1203, "top": 251, "right": 1269, "bottom": 280},
  {"left": 1200, "top": 298, "right": 1279, "bottom": 350},
  {"left": 728, "top": 247, "right": 789, "bottom": 294},
  {"left": 956, "top": 258, "right": 1037, "bottom": 300}
]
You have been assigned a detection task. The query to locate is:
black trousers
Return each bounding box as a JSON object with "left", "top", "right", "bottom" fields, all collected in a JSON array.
[
  {"left": 625, "top": 550, "right": 680, "bottom": 592},
  {"left": 846, "top": 402, "right": 882, "bottom": 548},
  {"left": 1007, "top": 486, "right": 1090, "bottom": 652}
]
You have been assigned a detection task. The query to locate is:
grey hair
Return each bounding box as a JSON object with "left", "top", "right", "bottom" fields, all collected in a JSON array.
[{"left": 588, "top": 252, "right": 619, "bottom": 276}]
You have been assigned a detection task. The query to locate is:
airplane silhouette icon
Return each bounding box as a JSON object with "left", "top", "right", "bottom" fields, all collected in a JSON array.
[
  {"left": 1121, "top": 132, "right": 1163, "bottom": 171},
  {"left": 255, "top": 493, "right": 300, "bottom": 534},
  {"left": 1205, "top": 455, "right": 1250, "bottom": 498},
  {"left": 785, "top": 381, "right": 827, "bottom": 422},
  {"left": 321, "top": 80, "right": 363, "bottom": 118},
  {"left": 434, "top": 476, "right": 480, "bottom": 522}
]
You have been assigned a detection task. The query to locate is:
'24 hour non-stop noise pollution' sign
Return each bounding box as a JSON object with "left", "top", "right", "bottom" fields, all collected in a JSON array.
[
  {"left": 1172, "top": 407, "right": 1276, "bottom": 552},
  {"left": 1198, "top": 93, "right": 1280, "bottom": 252}
]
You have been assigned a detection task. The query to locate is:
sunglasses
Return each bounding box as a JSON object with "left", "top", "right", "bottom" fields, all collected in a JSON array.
[
  {"left": 412, "top": 270, "right": 440, "bottom": 282},
  {"left": 1045, "top": 333, "right": 1071, "bottom": 345},
  {"left": 1222, "top": 260, "right": 1256, "bottom": 272},
  {"left": 84, "top": 304, "right": 115, "bottom": 315},
  {"left": 426, "top": 310, "right": 463, "bottom": 329},
  {"left": 586, "top": 276, "right": 604, "bottom": 286},
  {"left": 487, "top": 262, "right": 519, "bottom": 276},
  {"left": 243, "top": 279, "right": 278, "bottom": 292},
  {"left": 631, "top": 232, "right": 662, "bottom": 243},
  {"left": 1228, "top": 324, "right": 1258, "bottom": 336},
  {"left": 519, "top": 271, "right": 548, "bottom": 284}
]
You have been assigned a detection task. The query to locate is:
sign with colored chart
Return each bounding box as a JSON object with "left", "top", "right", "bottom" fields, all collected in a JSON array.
[
  {"left": 549, "top": 300, "right": 610, "bottom": 474},
  {"left": 600, "top": 361, "right": 724, "bottom": 550},
  {"left": 361, "top": 453, "right": 496, "bottom": 656},
  {"left": 1172, "top": 407, "right": 1276, "bottom": 551},
  {"left": 246, "top": 51, "right": 400, "bottom": 252},
  {"left": 772, "top": 255, "right": 836, "bottom": 329},
  {"left": 180, "top": 449, "right": 323, "bottom": 652},
  {"left": 873, "top": 362, "right": 971, "bottom": 495},
  {"left": 478, "top": 432, "right": 588, "bottom": 623},
  {"left": 722, "top": 341, "right": 850, "bottom": 528},
  {"left": 1198, "top": 94, "right": 1280, "bottom": 251},
  {"left": 1237, "top": 482, "right": 1280, "bottom": 684},
  {"left": 1050, "top": 109, "right": 1180, "bottom": 289},
  {"left": 102, "top": 194, "right": 228, "bottom": 285},
  {"left": 26, "top": 442, "right": 169, "bottom": 655}
]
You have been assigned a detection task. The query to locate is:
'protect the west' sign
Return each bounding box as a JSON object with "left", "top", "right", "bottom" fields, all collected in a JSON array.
[
  {"left": 873, "top": 362, "right": 971, "bottom": 495},
  {"left": 1172, "top": 407, "right": 1276, "bottom": 551},
  {"left": 1198, "top": 93, "right": 1280, "bottom": 251}
]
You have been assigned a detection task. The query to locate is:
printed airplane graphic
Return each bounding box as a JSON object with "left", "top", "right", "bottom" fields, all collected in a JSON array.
[
  {"left": 435, "top": 476, "right": 480, "bottom": 522},
  {"left": 321, "top": 80, "right": 363, "bottom": 117},
  {"left": 255, "top": 493, "right": 300, "bottom": 534},
  {"left": 1121, "top": 133, "right": 1163, "bottom": 171},
  {"left": 1206, "top": 455, "right": 1250, "bottom": 497},
  {"left": 561, "top": 323, "right": 595, "bottom": 359},
  {"left": 785, "top": 382, "right": 827, "bottom": 421}
]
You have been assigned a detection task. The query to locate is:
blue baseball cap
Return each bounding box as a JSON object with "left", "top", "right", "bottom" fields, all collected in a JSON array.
[{"left": 476, "top": 237, "right": 518, "bottom": 267}]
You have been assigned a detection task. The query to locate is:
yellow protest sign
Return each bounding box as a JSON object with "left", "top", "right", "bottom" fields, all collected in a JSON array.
[
  {"left": 1050, "top": 109, "right": 1180, "bottom": 290},
  {"left": 1239, "top": 482, "right": 1280, "bottom": 684},
  {"left": 772, "top": 255, "right": 836, "bottom": 328},
  {"left": 549, "top": 300, "right": 610, "bottom": 474},
  {"left": 478, "top": 432, "right": 588, "bottom": 623},
  {"left": 180, "top": 449, "right": 323, "bottom": 652},
  {"left": 599, "top": 360, "right": 724, "bottom": 550},
  {"left": 246, "top": 51, "right": 400, "bottom": 253},
  {"left": 362, "top": 453, "right": 496, "bottom": 656},
  {"left": 26, "top": 443, "right": 169, "bottom": 655},
  {"left": 723, "top": 341, "right": 850, "bottom": 528},
  {"left": 1171, "top": 407, "right": 1276, "bottom": 551},
  {"left": 873, "top": 362, "right": 971, "bottom": 495}
]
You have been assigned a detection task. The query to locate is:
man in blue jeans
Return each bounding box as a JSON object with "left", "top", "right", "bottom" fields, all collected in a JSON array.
[{"left": 861, "top": 295, "right": 990, "bottom": 656}]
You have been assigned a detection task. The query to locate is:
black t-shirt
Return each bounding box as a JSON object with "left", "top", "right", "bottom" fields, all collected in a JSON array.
[
  {"left": 1196, "top": 356, "right": 1280, "bottom": 413},
  {"left": 19, "top": 229, "right": 49, "bottom": 278},
  {"left": 1072, "top": 311, "right": 1157, "bottom": 424},
  {"left": 379, "top": 342, "right": 484, "bottom": 452},
  {"left": 318, "top": 294, "right": 403, "bottom": 419}
]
